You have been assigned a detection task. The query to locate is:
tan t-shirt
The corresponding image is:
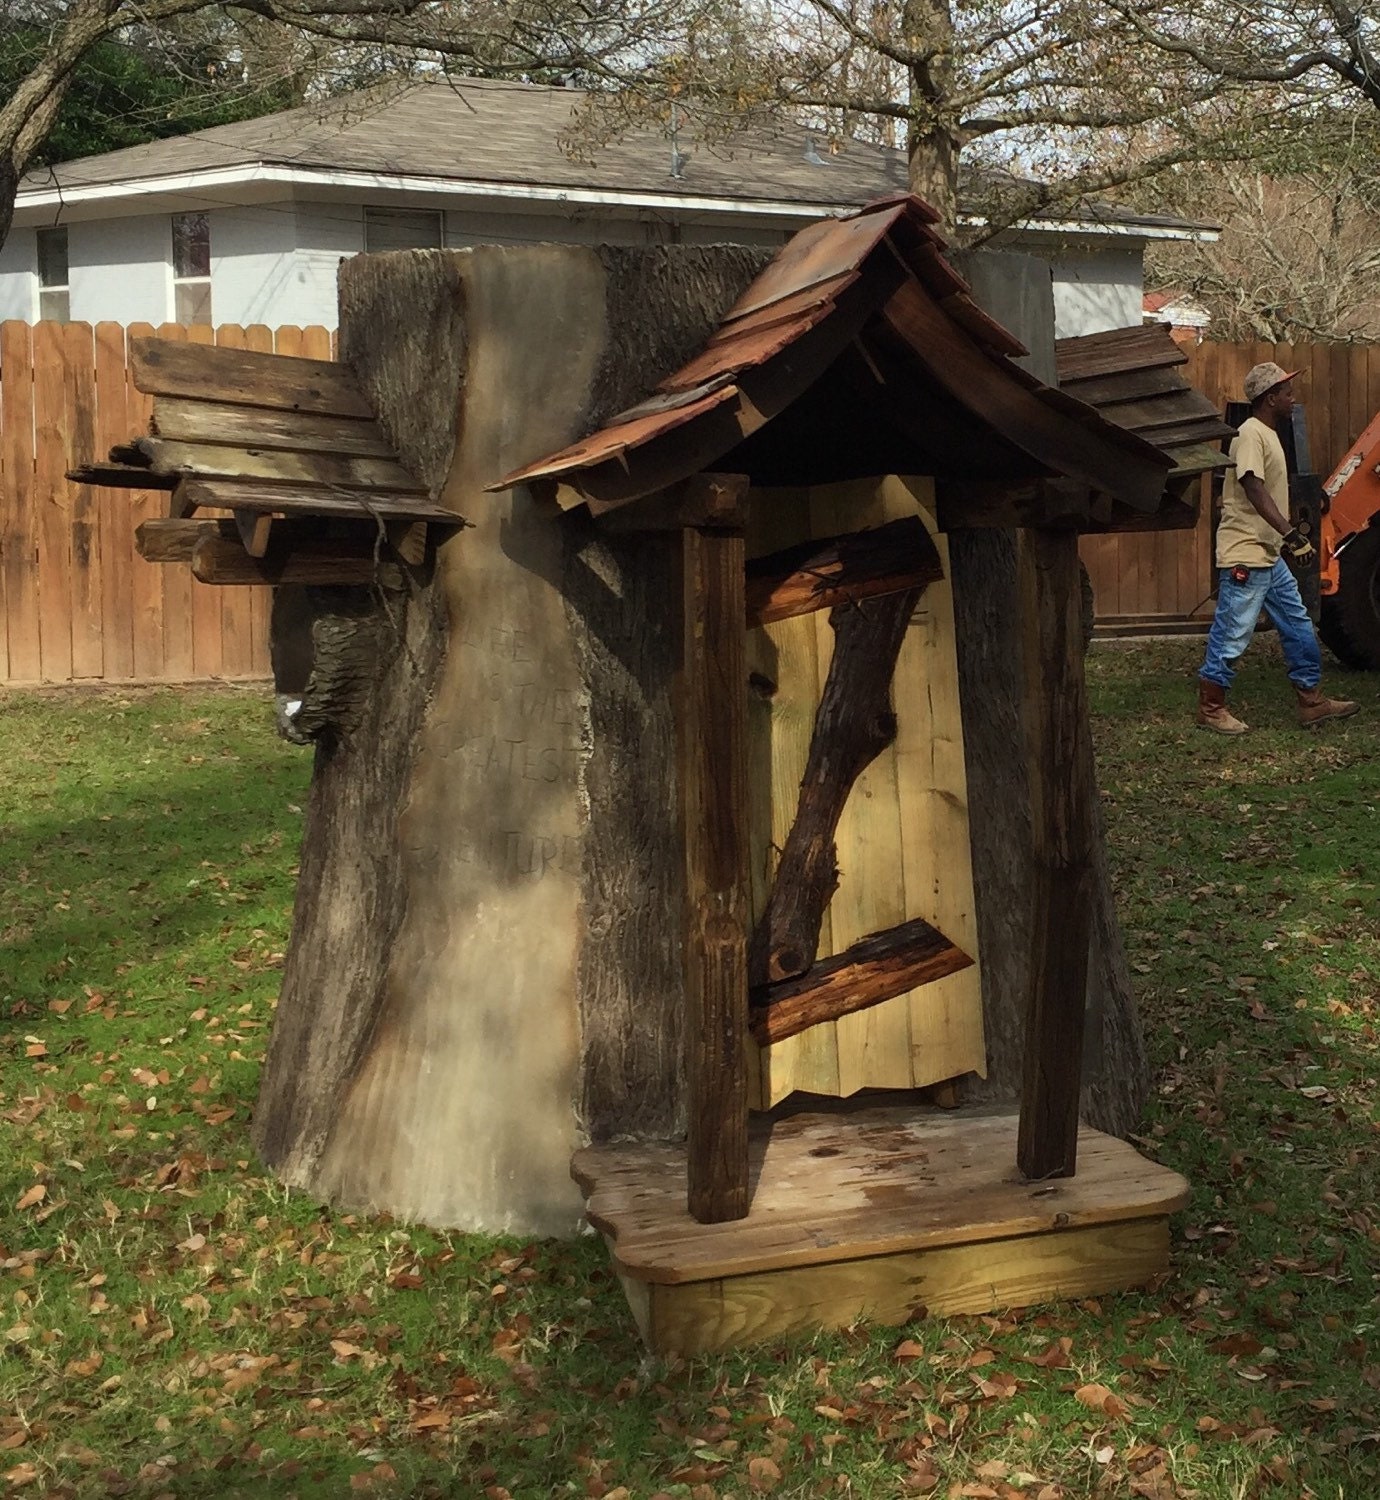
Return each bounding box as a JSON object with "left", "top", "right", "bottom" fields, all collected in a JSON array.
[{"left": 1217, "top": 416, "right": 1287, "bottom": 568}]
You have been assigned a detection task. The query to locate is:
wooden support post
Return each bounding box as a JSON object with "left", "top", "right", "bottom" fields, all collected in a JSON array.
[
  {"left": 676, "top": 523, "right": 751, "bottom": 1225},
  {"left": 1016, "top": 528, "right": 1097, "bottom": 1181}
]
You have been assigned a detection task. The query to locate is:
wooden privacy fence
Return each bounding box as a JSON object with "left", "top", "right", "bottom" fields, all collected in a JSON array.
[
  {"left": 1, "top": 321, "right": 333, "bottom": 687},
  {"left": 1081, "top": 338, "right": 1380, "bottom": 625},
  {"left": 4, "top": 326, "right": 1380, "bottom": 686}
]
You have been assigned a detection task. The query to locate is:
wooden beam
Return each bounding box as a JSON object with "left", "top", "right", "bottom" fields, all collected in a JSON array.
[
  {"left": 1016, "top": 529, "right": 1096, "bottom": 1182},
  {"left": 132, "top": 337, "right": 374, "bottom": 418},
  {"left": 174, "top": 478, "right": 463, "bottom": 526},
  {"left": 748, "top": 588, "right": 920, "bottom": 985},
  {"left": 137, "top": 516, "right": 419, "bottom": 565},
  {"left": 189, "top": 532, "right": 400, "bottom": 587},
  {"left": 150, "top": 396, "right": 395, "bottom": 457},
  {"left": 128, "top": 436, "right": 428, "bottom": 496},
  {"left": 881, "top": 279, "right": 1170, "bottom": 513},
  {"left": 66, "top": 461, "right": 176, "bottom": 490},
  {"left": 595, "top": 473, "right": 749, "bottom": 532},
  {"left": 744, "top": 516, "right": 942, "bottom": 626},
  {"left": 234, "top": 508, "right": 273, "bottom": 558},
  {"left": 676, "top": 524, "right": 751, "bottom": 1225},
  {"left": 137, "top": 517, "right": 238, "bottom": 561},
  {"left": 748, "top": 916, "right": 973, "bottom": 1046}
]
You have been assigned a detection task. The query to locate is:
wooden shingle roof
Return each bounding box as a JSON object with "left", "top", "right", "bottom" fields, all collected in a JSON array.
[
  {"left": 1056, "top": 325, "right": 1234, "bottom": 480},
  {"left": 494, "top": 195, "right": 1174, "bottom": 523},
  {"left": 69, "top": 339, "right": 464, "bottom": 587}
]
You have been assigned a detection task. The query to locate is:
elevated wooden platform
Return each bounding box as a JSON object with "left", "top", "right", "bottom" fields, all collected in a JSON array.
[{"left": 573, "top": 1108, "right": 1189, "bottom": 1355}]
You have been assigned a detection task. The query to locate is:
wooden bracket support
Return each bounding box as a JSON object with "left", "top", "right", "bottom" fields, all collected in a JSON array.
[
  {"left": 676, "top": 522, "right": 751, "bottom": 1225},
  {"left": 596, "top": 473, "right": 749, "bottom": 533},
  {"left": 744, "top": 516, "right": 943, "bottom": 627},
  {"left": 1016, "top": 528, "right": 1096, "bottom": 1181},
  {"left": 749, "top": 915, "right": 973, "bottom": 1046}
]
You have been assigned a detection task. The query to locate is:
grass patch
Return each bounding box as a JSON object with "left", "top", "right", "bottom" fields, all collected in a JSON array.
[{"left": 0, "top": 646, "right": 1378, "bottom": 1499}]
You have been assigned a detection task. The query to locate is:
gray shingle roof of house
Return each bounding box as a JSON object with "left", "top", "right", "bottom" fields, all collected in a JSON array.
[{"left": 17, "top": 76, "right": 1215, "bottom": 234}]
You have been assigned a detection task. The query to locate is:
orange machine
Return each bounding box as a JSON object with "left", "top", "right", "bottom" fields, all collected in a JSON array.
[{"left": 1318, "top": 414, "right": 1380, "bottom": 668}]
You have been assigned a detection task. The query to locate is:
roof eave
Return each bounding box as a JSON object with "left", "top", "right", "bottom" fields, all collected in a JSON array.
[{"left": 12, "top": 162, "right": 1218, "bottom": 241}]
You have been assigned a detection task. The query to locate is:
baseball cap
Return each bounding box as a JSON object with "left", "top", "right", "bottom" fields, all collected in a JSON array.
[{"left": 1244, "top": 362, "right": 1300, "bottom": 402}]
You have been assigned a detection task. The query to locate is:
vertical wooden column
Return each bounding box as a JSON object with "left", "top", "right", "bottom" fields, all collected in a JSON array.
[
  {"left": 676, "top": 522, "right": 751, "bottom": 1224},
  {"left": 1016, "top": 528, "right": 1096, "bottom": 1181}
]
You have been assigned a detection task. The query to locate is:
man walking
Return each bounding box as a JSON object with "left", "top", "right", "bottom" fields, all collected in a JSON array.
[{"left": 1197, "top": 362, "right": 1359, "bottom": 733}]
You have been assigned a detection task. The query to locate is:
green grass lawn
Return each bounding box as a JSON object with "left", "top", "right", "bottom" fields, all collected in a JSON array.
[{"left": 1, "top": 641, "right": 1378, "bottom": 1499}]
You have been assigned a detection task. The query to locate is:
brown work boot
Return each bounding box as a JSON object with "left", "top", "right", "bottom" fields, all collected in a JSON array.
[
  {"left": 1295, "top": 685, "right": 1360, "bottom": 727},
  {"left": 1197, "top": 679, "right": 1248, "bottom": 734}
]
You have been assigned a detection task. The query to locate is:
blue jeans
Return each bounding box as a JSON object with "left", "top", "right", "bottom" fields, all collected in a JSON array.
[{"left": 1200, "top": 558, "right": 1320, "bottom": 691}]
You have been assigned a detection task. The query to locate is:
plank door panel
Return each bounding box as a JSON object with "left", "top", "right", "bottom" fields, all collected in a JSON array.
[
  {"left": 809, "top": 482, "right": 912, "bottom": 1097},
  {"left": 746, "top": 475, "right": 986, "bottom": 1108}
]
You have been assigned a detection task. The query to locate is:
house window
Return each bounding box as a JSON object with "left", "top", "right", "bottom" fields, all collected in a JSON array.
[
  {"left": 172, "top": 212, "right": 212, "bottom": 325},
  {"left": 36, "top": 227, "right": 69, "bottom": 323},
  {"left": 364, "top": 207, "right": 444, "bottom": 253}
]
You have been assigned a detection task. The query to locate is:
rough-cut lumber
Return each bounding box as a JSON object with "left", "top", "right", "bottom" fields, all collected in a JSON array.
[
  {"left": 173, "top": 478, "right": 462, "bottom": 525},
  {"left": 190, "top": 532, "right": 399, "bottom": 587},
  {"left": 138, "top": 516, "right": 378, "bottom": 563},
  {"left": 573, "top": 1108, "right": 1190, "bottom": 1285},
  {"left": 234, "top": 508, "right": 273, "bottom": 558},
  {"left": 596, "top": 472, "right": 748, "bottom": 532},
  {"left": 150, "top": 397, "right": 395, "bottom": 457},
  {"left": 881, "top": 279, "right": 1168, "bottom": 513},
  {"left": 1016, "top": 529, "right": 1096, "bottom": 1180},
  {"left": 949, "top": 530, "right": 1147, "bottom": 1139},
  {"left": 132, "top": 337, "right": 374, "bottom": 418},
  {"left": 67, "top": 461, "right": 176, "bottom": 490},
  {"left": 137, "top": 516, "right": 235, "bottom": 561},
  {"left": 677, "top": 524, "right": 751, "bottom": 1225},
  {"left": 748, "top": 915, "right": 972, "bottom": 1045},
  {"left": 620, "top": 1219, "right": 1171, "bottom": 1355},
  {"left": 744, "top": 515, "right": 941, "bottom": 626},
  {"left": 126, "top": 436, "right": 429, "bottom": 496},
  {"left": 748, "top": 588, "right": 920, "bottom": 984}
]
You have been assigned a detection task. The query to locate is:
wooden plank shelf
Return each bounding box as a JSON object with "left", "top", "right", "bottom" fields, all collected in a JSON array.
[{"left": 572, "top": 1107, "right": 1189, "bottom": 1355}]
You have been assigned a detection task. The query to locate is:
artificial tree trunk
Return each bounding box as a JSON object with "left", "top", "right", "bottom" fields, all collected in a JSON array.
[
  {"left": 252, "top": 243, "right": 769, "bottom": 1234},
  {"left": 948, "top": 526, "right": 1149, "bottom": 1137}
]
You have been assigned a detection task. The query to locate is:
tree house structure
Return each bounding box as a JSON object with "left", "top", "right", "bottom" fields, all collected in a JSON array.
[{"left": 76, "top": 195, "right": 1207, "bottom": 1355}]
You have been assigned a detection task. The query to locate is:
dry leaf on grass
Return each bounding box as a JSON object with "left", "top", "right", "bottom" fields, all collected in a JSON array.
[{"left": 1074, "top": 1382, "right": 1129, "bottom": 1421}]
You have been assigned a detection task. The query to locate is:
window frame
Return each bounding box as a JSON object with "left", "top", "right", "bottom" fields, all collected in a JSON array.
[
  {"left": 170, "top": 211, "right": 213, "bottom": 327},
  {"left": 35, "top": 225, "right": 70, "bottom": 324}
]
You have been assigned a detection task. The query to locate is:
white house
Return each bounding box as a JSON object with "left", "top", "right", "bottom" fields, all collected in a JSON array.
[{"left": 1, "top": 76, "right": 1216, "bottom": 338}]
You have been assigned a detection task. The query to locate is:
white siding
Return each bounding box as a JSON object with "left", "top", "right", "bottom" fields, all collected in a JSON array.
[
  {"left": 0, "top": 228, "right": 36, "bottom": 320},
  {"left": 1048, "top": 246, "right": 1143, "bottom": 337},
  {"left": 443, "top": 204, "right": 789, "bottom": 251},
  {"left": 70, "top": 215, "right": 170, "bottom": 325},
  {"left": 1000, "top": 234, "right": 1145, "bottom": 338},
  {"left": 293, "top": 202, "right": 364, "bottom": 329},
  {"left": 208, "top": 204, "right": 300, "bottom": 326}
]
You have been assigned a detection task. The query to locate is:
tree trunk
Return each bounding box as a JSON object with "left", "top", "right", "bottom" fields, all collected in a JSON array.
[
  {"left": 903, "top": 0, "right": 961, "bottom": 233},
  {"left": 251, "top": 243, "right": 769, "bottom": 1235},
  {"left": 948, "top": 527, "right": 1149, "bottom": 1137}
]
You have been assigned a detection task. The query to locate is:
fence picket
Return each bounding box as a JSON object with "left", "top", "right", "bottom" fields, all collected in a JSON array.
[{"left": 4, "top": 321, "right": 1379, "bottom": 684}]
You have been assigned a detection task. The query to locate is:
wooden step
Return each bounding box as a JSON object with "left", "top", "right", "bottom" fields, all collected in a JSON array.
[{"left": 573, "top": 1107, "right": 1189, "bottom": 1355}]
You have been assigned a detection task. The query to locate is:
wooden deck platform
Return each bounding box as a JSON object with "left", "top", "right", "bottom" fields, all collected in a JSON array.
[{"left": 572, "top": 1107, "right": 1190, "bottom": 1355}]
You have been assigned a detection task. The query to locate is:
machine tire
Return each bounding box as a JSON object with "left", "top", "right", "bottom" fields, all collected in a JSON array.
[{"left": 1327, "top": 525, "right": 1380, "bottom": 669}]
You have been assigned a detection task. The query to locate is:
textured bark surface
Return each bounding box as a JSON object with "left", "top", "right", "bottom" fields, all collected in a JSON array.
[
  {"left": 568, "top": 247, "right": 768, "bottom": 1146},
  {"left": 255, "top": 243, "right": 768, "bottom": 1233},
  {"left": 251, "top": 255, "right": 461, "bottom": 1186},
  {"left": 254, "top": 581, "right": 444, "bottom": 1177},
  {"left": 948, "top": 528, "right": 1149, "bottom": 1137}
]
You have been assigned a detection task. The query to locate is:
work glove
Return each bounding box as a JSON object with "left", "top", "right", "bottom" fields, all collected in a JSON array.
[{"left": 1283, "top": 527, "right": 1316, "bottom": 565}]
